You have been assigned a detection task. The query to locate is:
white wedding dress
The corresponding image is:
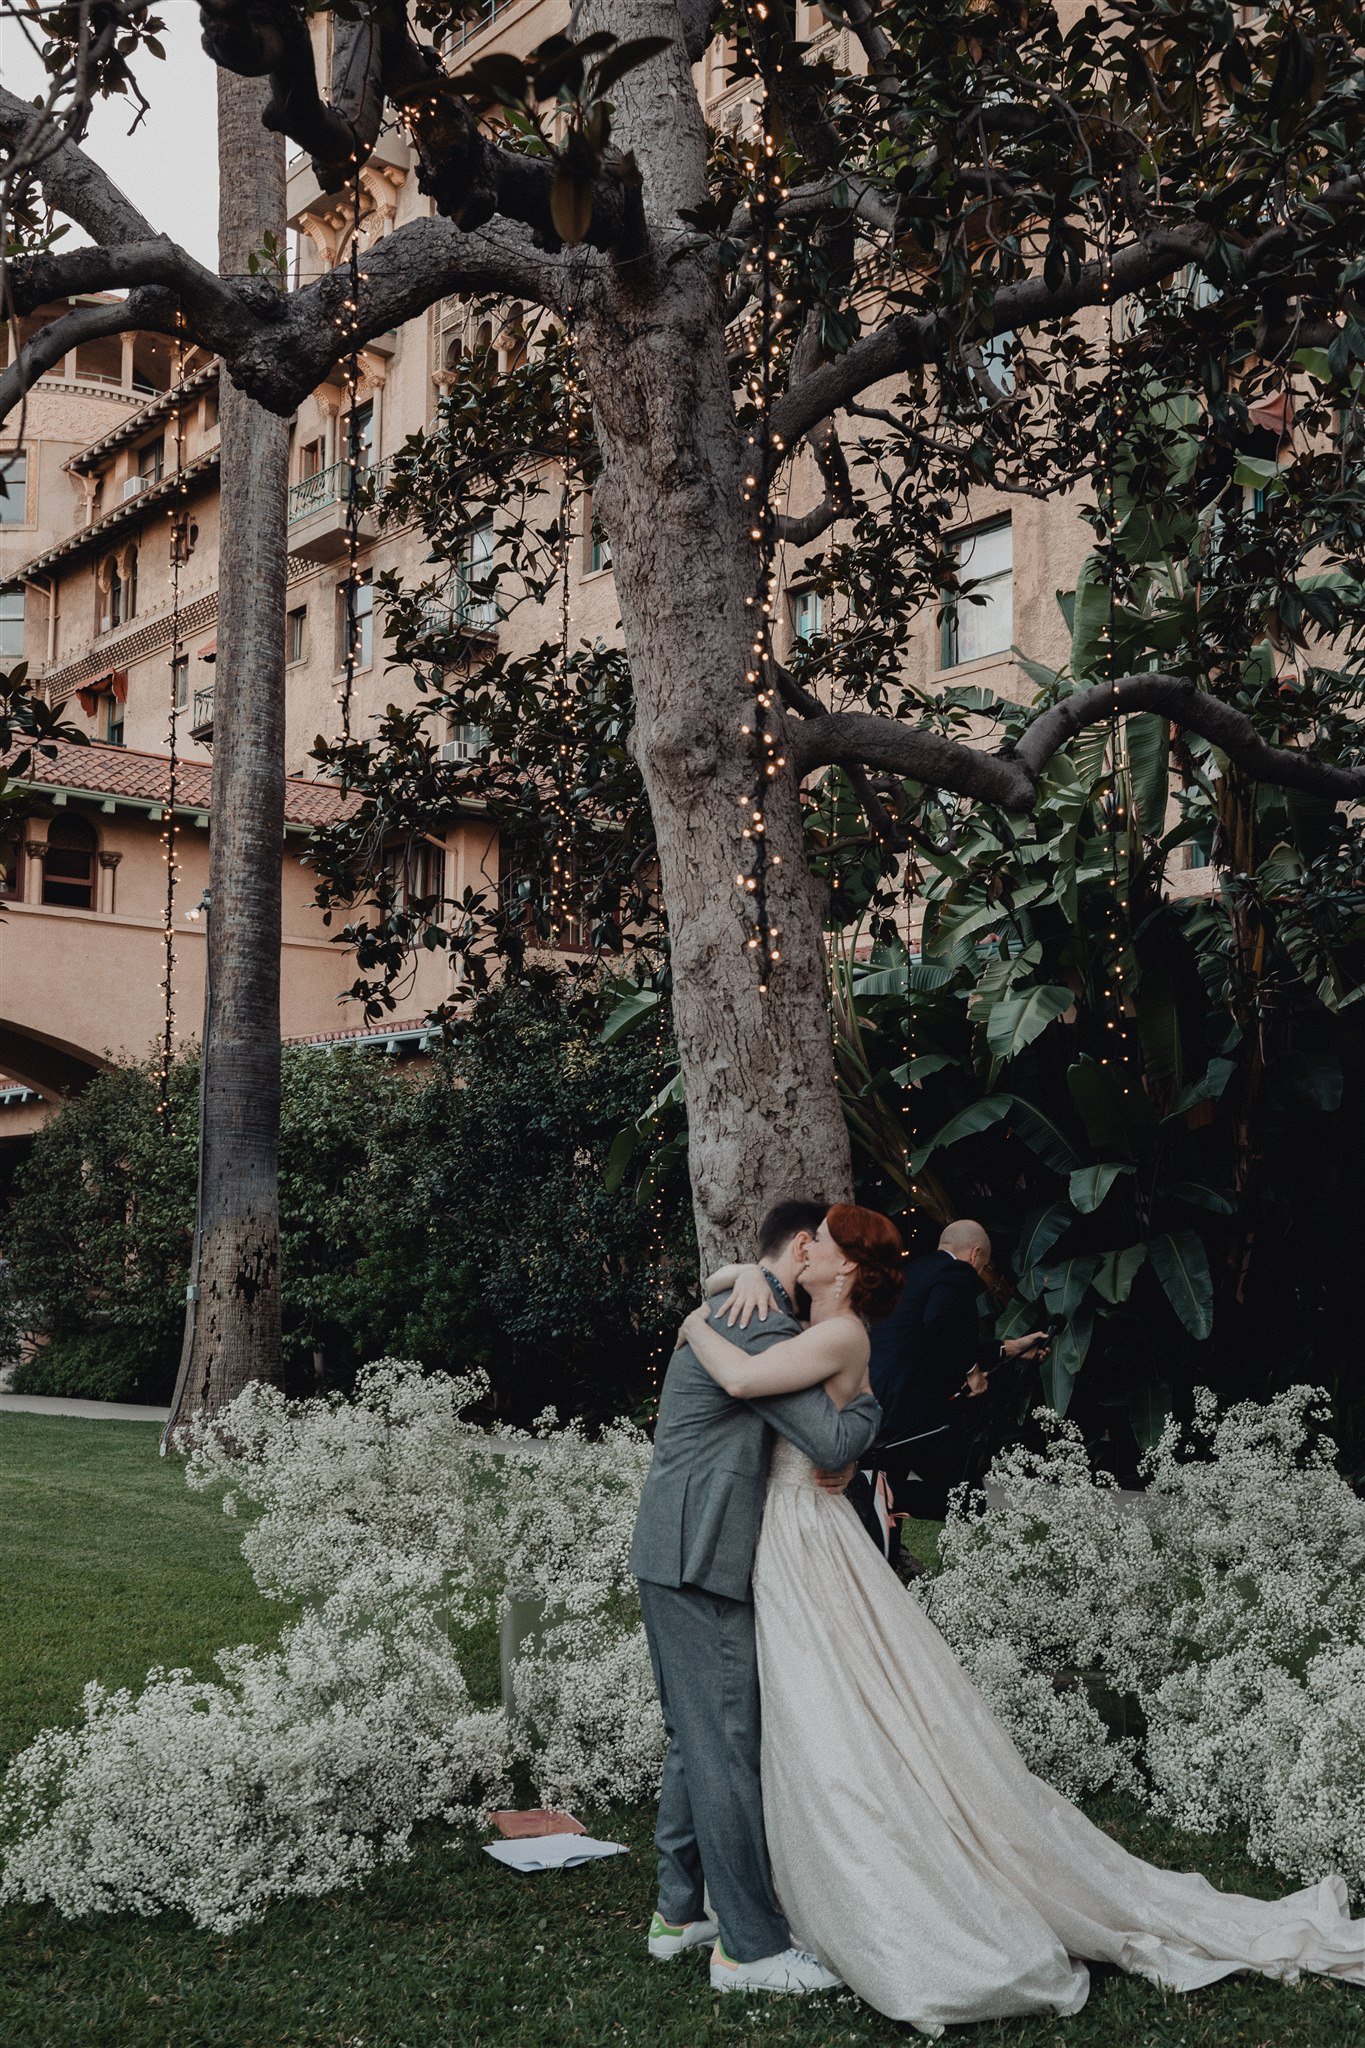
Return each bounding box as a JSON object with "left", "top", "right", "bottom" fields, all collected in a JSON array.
[{"left": 754, "top": 1437, "right": 1365, "bottom": 2033}]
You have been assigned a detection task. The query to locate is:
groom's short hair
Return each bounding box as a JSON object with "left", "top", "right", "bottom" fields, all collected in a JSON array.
[{"left": 757, "top": 1199, "right": 828, "bottom": 1259}]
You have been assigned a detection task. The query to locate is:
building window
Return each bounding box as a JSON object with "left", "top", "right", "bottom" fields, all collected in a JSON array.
[
  {"left": 0, "top": 587, "right": 23, "bottom": 657},
  {"left": 586, "top": 498, "right": 612, "bottom": 575},
  {"left": 0, "top": 827, "right": 22, "bottom": 900},
  {"left": 0, "top": 450, "right": 28, "bottom": 525},
  {"left": 940, "top": 518, "right": 1013, "bottom": 667},
  {"left": 103, "top": 695, "right": 125, "bottom": 747},
  {"left": 460, "top": 519, "right": 497, "bottom": 628},
  {"left": 100, "top": 555, "right": 122, "bottom": 631},
  {"left": 288, "top": 605, "right": 308, "bottom": 665},
  {"left": 383, "top": 834, "right": 446, "bottom": 907},
  {"left": 122, "top": 545, "right": 138, "bottom": 621},
  {"left": 42, "top": 816, "right": 97, "bottom": 910},
  {"left": 172, "top": 654, "right": 189, "bottom": 708},
  {"left": 337, "top": 572, "right": 374, "bottom": 670},
  {"left": 789, "top": 588, "right": 824, "bottom": 645},
  {"left": 345, "top": 400, "right": 375, "bottom": 470},
  {"left": 299, "top": 439, "right": 324, "bottom": 481},
  {"left": 137, "top": 435, "right": 165, "bottom": 483}
]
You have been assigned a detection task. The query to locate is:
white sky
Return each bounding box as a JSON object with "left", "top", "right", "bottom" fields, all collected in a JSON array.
[{"left": 0, "top": 1, "right": 219, "bottom": 266}]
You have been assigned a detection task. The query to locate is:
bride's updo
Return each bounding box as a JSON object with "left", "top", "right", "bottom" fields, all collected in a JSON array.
[{"left": 826, "top": 1204, "right": 904, "bottom": 1322}]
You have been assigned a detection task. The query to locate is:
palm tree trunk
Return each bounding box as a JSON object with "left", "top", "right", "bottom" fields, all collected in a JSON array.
[{"left": 164, "top": 71, "right": 287, "bottom": 1430}]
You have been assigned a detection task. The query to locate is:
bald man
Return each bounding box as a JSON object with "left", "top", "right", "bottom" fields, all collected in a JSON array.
[{"left": 867, "top": 1220, "right": 1047, "bottom": 1523}]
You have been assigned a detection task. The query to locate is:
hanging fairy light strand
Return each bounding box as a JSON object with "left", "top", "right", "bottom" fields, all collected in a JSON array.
[
  {"left": 337, "top": 149, "right": 366, "bottom": 758},
  {"left": 156, "top": 311, "right": 190, "bottom": 1131},
  {"left": 549, "top": 309, "right": 582, "bottom": 946},
  {"left": 735, "top": 71, "right": 789, "bottom": 996},
  {"left": 1098, "top": 202, "right": 1136, "bottom": 1091}
]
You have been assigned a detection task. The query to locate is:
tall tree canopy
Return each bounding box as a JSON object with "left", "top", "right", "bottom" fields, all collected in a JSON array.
[{"left": 4, "top": 0, "right": 1365, "bottom": 1261}]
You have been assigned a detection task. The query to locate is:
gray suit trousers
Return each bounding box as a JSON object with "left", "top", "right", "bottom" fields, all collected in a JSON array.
[{"left": 637, "top": 1577, "right": 788, "bottom": 1964}]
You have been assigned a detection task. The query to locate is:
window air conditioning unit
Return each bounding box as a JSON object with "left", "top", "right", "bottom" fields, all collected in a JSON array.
[
  {"left": 122, "top": 474, "right": 146, "bottom": 500},
  {"left": 439, "top": 729, "right": 485, "bottom": 763}
]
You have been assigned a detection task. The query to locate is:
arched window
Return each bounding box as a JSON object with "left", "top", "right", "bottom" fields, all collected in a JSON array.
[
  {"left": 121, "top": 544, "right": 138, "bottom": 620},
  {"left": 99, "top": 554, "right": 122, "bottom": 631},
  {"left": 0, "top": 824, "right": 22, "bottom": 901},
  {"left": 42, "top": 816, "right": 97, "bottom": 910}
]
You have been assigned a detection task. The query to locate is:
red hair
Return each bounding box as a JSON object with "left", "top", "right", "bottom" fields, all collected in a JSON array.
[{"left": 826, "top": 1204, "right": 904, "bottom": 1322}]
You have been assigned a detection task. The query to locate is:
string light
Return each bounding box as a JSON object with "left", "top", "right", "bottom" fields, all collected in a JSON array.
[
  {"left": 735, "top": 51, "right": 789, "bottom": 995},
  {"left": 337, "top": 151, "right": 365, "bottom": 761},
  {"left": 156, "top": 310, "right": 189, "bottom": 1131},
  {"left": 548, "top": 308, "right": 584, "bottom": 946},
  {"left": 1099, "top": 206, "right": 1136, "bottom": 1092}
]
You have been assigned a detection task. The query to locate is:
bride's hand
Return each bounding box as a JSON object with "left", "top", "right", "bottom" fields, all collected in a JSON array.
[{"left": 721, "top": 1264, "right": 777, "bottom": 1329}]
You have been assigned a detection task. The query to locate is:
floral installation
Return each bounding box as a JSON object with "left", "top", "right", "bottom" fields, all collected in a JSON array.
[
  {"left": 921, "top": 1386, "right": 1365, "bottom": 1897},
  {"left": 4, "top": 1365, "right": 1362, "bottom": 1928}
]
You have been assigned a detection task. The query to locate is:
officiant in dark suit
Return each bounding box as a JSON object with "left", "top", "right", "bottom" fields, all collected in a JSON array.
[{"left": 867, "top": 1220, "right": 1048, "bottom": 1524}]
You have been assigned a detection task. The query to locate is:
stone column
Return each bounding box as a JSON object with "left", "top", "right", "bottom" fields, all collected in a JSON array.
[
  {"left": 22, "top": 825, "right": 47, "bottom": 905},
  {"left": 97, "top": 849, "right": 123, "bottom": 915}
]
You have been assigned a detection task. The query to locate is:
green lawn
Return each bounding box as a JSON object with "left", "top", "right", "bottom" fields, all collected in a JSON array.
[{"left": 3, "top": 1413, "right": 1364, "bottom": 2048}]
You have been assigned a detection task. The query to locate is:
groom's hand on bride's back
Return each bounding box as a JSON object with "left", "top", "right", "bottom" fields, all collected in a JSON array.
[{"left": 813, "top": 1463, "right": 856, "bottom": 1493}]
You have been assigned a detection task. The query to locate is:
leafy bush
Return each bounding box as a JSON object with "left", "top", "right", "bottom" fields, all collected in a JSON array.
[
  {"left": 2, "top": 975, "right": 695, "bottom": 1419},
  {"left": 9, "top": 1330, "right": 166, "bottom": 1405}
]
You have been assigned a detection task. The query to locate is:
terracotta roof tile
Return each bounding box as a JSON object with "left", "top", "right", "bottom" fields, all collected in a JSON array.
[{"left": 6, "top": 739, "right": 361, "bottom": 827}]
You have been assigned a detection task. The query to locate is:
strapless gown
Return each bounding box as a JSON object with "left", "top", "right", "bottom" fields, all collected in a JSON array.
[{"left": 753, "top": 1436, "right": 1365, "bottom": 2034}]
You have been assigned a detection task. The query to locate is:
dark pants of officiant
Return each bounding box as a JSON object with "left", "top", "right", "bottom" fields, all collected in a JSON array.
[{"left": 637, "top": 1577, "right": 789, "bottom": 1963}]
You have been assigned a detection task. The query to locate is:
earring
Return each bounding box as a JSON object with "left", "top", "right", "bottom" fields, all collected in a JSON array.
[{"left": 834, "top": 1274, "right": 845, "bottom": 1301}]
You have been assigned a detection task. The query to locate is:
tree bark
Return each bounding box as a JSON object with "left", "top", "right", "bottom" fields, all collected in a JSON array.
[
  {"left": 575, "top": 5, "right": 853, "bottom": 1268},
  {"left": 585, "top": 286, "right": 854, "bottom": 1267},
  {"left": 165, "top": 71, "right": 287, "bottom": 1429}
]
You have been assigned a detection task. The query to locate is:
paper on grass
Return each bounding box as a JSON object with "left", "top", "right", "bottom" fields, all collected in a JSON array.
[{"left": 483, "top": 1832, "right": 627, "bottom": 1872}]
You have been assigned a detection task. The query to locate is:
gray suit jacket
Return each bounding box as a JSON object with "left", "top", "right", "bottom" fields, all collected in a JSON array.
[{"left": 629, "top": 1292, "right": 882, "bottom": 1602}]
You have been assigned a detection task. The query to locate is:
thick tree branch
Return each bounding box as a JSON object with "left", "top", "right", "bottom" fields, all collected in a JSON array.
[
  {"left": 769, "top": 164, "right": 1365, "bottom": 461},
  {"left": 0, "top": 203, "right": 566, "bottom": 430},
  {"left": 677, "top": 0, "right": 726, "bottom": 63},
  {"left": 788, "top": 675, "right": 1365, "bottom": 810},
  {"left": 0, "top": 289, "right": 179, "bottom": 423},
  {"left": 0, "top": 82, "right": 160, "bottom": 246}
]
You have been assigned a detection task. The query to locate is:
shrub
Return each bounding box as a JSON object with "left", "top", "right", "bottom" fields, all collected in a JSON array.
[
  {"left": 2, "top": 974, "right": 695, "bottom": 1419},
  {"left": 9, "top": 1329, "right": 170, "bottom": 1404}
]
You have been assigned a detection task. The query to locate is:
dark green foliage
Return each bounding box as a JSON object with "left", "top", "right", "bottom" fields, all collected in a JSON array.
[{"left": 3, "top": 978, "right": 694, "bottom": 1421}]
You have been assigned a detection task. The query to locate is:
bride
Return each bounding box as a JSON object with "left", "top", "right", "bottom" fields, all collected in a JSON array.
[{"left": 681, "top": 1202, "right": 1365, "bottom": 2034}]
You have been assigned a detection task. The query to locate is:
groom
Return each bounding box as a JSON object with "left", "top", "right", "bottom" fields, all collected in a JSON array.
[{"left": 630, "top": 1199, "right": 882, "bottom": 1995}]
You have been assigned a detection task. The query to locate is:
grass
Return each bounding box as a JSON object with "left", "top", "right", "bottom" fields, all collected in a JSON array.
[{"left": 3, "top": 1414, "right": 1364, "bottom": 2048}]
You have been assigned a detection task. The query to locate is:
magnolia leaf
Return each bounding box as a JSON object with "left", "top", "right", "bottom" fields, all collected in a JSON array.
[
  {"left": 550, "top": 170, "right": 595, "bottom": 247},
  {"left": 598, "top": 983, "right": 660, "bottom": 1042},
  {"left": 1149, "top": 1229, "right": 1214, "bottom": 1340}
]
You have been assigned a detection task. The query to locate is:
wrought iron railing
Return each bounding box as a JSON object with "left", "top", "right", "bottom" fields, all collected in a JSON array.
[
  {"left": 190, "top": 683, "right": 215, "bottom": 733},
  {"left": 286, "top": 458, "right": 389, "bottom": 526}
]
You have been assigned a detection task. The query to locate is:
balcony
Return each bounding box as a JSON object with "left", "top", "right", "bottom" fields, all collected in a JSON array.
[
  {"left": 286, "top": 460, "right": 389, "bottom": 564},
  {"left": 189, "top": 684, "right": 215, "bottom": 744}
]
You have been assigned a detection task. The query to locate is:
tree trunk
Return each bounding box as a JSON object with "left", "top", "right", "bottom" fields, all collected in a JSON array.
[
  {"left": 581, "top": 283, "right": 853, "bottom": 1270},
  {"left": 164, "top": 72, "right": 287, "bottom": 1429},
  {"left": 565, "top": 4, "right": 853, "bottom": 1270}
]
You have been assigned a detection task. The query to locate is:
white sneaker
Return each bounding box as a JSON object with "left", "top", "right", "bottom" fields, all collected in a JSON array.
[
  {"left": 710, "top": 1940, "right": 844, "bottom": 1994},
  {"left": 648, "top": 1909, "right": 719, "bottom": 1960}
]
